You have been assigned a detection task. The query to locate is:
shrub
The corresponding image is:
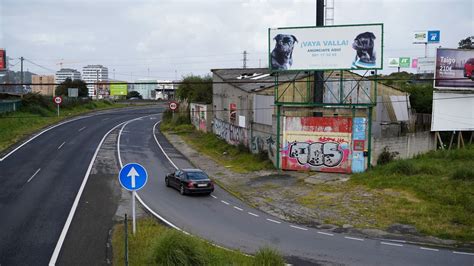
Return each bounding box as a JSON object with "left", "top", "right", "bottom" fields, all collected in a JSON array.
[
  {"left": 253, "top": 247, "right": 285, "bottom": 266},
  {"left": 389, "top": 160, "right": 418, "bottom": 175},
  {"left": 22, "top": 105, "right": 51, "bottom": 117},
  {"left": 152, "top": 230, "right": 207, "bottom": 266},
  {"left": 162, "top": 109, "right": 173, "bottom": 124},
  {"left": 21, "top": 93, "right": 52, "bottom": 110},
  {"left": 452, "top": 167, "right": 474, "bottom": 181},
  {"left": 175, "top": 112, "right": 190, "bottom": 125},
  {"left": 377, "top": 146, "right": 399, "bottom": 165}
]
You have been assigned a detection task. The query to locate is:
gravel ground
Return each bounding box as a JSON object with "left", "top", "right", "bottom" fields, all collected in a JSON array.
[{"left": 164, "top": 132, "right": 466, "bottom": 249}]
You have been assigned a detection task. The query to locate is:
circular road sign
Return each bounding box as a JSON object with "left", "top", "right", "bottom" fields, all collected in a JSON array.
[
  {"left": 53, "top": 96, "right": 63, "bottom": 105},
  {"left": 169, "top": 101, "right": 178, "bottom": 111},
  {"left": 119, "top": 163, "right": 148, "bottom": 191}
]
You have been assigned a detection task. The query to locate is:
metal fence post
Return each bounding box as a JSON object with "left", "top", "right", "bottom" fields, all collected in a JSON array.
[{"left": 124, "top": 214, "right": 129, "bottom": 266}]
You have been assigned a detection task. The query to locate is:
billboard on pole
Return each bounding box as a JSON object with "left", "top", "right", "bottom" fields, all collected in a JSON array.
[
  {"left": 431, "top": 92, "right": 474, "bottom": 131},
  {"left": 268, "top": 24, "right": 383, "bottom": 71},
  {"left": 110, "top": 83, "right": 128, "bottom": 96},
  {"left": 413, "top": 30, "right": 440, "bottom": 44},
  {"left": 417, "top": 57, "right": 435, "bottom": 74},
  {"left": 434, "top": 48, "right": 474, "bottom": 90}
]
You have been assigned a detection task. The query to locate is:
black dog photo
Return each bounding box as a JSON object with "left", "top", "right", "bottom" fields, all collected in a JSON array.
[
  {"left": 271, "top": 34, "right": 298, "bottom": 70},
  {"left": 352, "top": 32, "right": 376, "bottom": 68}
]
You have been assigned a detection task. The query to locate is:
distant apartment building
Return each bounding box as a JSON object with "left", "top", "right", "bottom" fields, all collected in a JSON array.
[
  {"left": 82, "top": 65, "right": 108, "bottom": 97},
  {"left": 31, "top": 75, "right": 55, "bottom": 96},
  {"left": 55, "top": 68, "right": 81, "bottom": 84}
]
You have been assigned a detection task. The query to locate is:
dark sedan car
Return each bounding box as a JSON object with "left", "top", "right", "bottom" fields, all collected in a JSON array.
[{"left": 165, "top": 169, "right": 214, "bottom": 195}]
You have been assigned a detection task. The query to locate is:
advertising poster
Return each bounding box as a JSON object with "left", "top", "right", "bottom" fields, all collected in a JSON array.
[
  {"left": 388, "top": 58, "right": 400, "bottom": 68},
  {"left": 269, "top": 24, "right": 383, "bottom": 71},
  {"left": 110, "top": 83, "right": 128, "bottom": 96},
  {"left": 399, "top": 57, "right": 411, "bottom": 68},
  {"left": 434, "top": 48, "right": 474, "bottom": 90},
  {"left": 0, "top": 49, "right": 5, "bottom": 71},
  {"left": 417, "top": 57, "right": 435, "bottom": 74}
]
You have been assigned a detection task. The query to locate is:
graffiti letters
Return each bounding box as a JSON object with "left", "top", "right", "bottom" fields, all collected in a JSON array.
[
  {"left": 213, "top": 118, "right": 248, "bottom": 146},
  {"left": 288, "top": 142, "right": 343, "bottom": 167}
]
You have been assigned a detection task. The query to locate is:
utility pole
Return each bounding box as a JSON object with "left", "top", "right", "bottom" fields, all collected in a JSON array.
[
  {"left": 314, "top": 0, "right": 324, "bottom": 104},
  {"left": 20, "top": 56, "right": 24, "bottom": 85},
  {"left": 96, "top": 69, "right": 99, "bottom": 100},
  {"left": 242, "top": 51, "right": 247, "bottom": 69}
]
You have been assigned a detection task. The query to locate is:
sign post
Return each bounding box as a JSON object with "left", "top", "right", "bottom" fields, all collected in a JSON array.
[
  {"left": 53, "top": 96, "right": 62, "bottom": 117},
  {"left": 169, "top": 101, "right": 178, "bottom": 119},
  {"left": 119, "top": 163, "right": 148, "bottom": 234}
]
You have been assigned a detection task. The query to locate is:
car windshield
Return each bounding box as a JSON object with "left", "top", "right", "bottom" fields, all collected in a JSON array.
[{"left": 186, "top": 171, "right": 208, "bottom": 180}]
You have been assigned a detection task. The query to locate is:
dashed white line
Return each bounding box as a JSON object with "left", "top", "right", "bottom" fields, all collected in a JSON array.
[
  {"left": 266, "top": 218, "right": 281, "bottom": 224},
  {"left": 317, "top": 231, "right": 334, "bottom": 236},
  {"left": 211, "top": 195, "right": 217, "bottom": 199},
  {"left": 290, "top": 225, "right": 308, "bottom": 231},
  {"left": 420, "top": 247, "right": 439, "bottom": 252},
  {"left": 381, "top": 242, "right": 403, "bottom": 247},
  {"left": 233, "top": 206, "right": 243, "bottom": 211},
  {"left": 78, "top": 126, "right": 86, "bottom": 132},
  {"left": 345, "top": 236, "right": 364, "bottom": 241},
  {"left": 102, "top": 118, "right": 110, "bottom": 121},
  {"left": 57, "top": 142, "right": 66, "bottom": 150},
  {"left": 27, "top": 168, "right": 41, "bottom": 183},
  {"left": 221, "top": 200, "right": 230, "bottom": 205},
  {"left": 248, "top": 212, "right": 259, "bottom": 217},
  {"left": 453, "top": 251, "right": 474, "bottom": 256}
]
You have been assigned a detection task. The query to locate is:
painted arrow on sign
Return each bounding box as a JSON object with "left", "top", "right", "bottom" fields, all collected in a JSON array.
[{"left": 127, "top": 167, "right": 139, "bottom": 188}]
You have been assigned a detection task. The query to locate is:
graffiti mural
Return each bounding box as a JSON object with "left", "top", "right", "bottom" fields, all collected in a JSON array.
[
  {"left": 190, "top": 103, "right": 210, "bottom": 132},
  {"left": 249, "top": 134, "right": 277, "bottom": 163},
  {"left": 281, "top": 117, "right": 352, "bottom": 173},
  {"left": 213, "top": 118, "right": 248, "bottom": 146}
]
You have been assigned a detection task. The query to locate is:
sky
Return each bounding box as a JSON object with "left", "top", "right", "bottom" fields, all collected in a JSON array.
[{"left": 1, "top": 0, "right": 473, "bottom": 81}]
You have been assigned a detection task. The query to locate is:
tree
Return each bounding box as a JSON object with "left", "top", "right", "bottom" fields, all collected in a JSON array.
[
  {"left": 458, "top": 36, "right": 474, "bottom": 49},
  {"left": 55, "top": 78, "right": 88, "bottom": 97},
  {"left": 127, "top": 90, "right": 142, "bottom": 99},
  {"left": 176, "top": 75, "right": 212, "bottom": 104}
]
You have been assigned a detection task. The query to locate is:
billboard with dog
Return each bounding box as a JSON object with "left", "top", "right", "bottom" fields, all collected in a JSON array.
[
  {"left": 268, "top": 24, "right": 383, "bottom": 71},
  {"left": 434, "top": 48, "right": 474, "bottom": 90}
]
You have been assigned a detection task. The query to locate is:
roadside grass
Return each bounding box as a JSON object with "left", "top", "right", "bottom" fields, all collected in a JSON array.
[
  {"left": 112, "top": 218, "right": 284, "bottom": 265},
  {"left": 0, "top": 101, "right": 124, "bottom": 152},
  {"left": 296, "top": 146, "right": 474, "bottom": 242},
  {"left": 161, "top": 122, "right": 274, "bottom": 173}
]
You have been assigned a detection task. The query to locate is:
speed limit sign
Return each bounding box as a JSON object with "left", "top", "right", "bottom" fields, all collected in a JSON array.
[
  {"left": 169, "top": 101, "right": 178, "bottom": 111},
  {"left": 53, "top": 96, "right": 63, "bottom": 105}
]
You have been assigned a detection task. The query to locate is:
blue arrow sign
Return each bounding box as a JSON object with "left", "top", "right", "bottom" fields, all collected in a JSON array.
[
  {"left": 119, "top": 163, "right": 148, "bottom": 191},
  {"left": 427, "top": 30, "right": 440, "bottom": 43}
]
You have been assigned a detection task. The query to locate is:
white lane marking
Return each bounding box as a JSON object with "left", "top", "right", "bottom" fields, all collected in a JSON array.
[
  {"left": 78, "top": 126, "right": 86, "bottom": 132},
  {"left": 102, "top": 118, "right": 110, "bottom": 121},
  {"left": 453, "top": 251, "right": 474, "bottom": 256},
  {"left": 211, "top": 195, "right": 217, "bottom": 199},
  {"left": 248, "top": 212, "right": 259, "bottom": 217},
  {"left": 420, "top": 247, "right": 439, "bottom": 252},
  {"left": 290, "top": 225, "right": 308, "bottom": 231},
  {"left": 381, "top": 242, "right": 403, "bottom": 247},
  {"left": 27, "top": 168, "right": 41, "bottom": 183},
  {"left": 266, "top": 218, "right": 281, "bottom": 224},
  {"left": 345, "top": 236, "right": 364, "bottom": 241},
  {"left": 221, "top": 200, "right": 230, "bottom": 205},
  {"left": 0, "top": 116, "right": 91, "bottom": 162},
  {"left": 233, "top": 206, "right": 243, "bottom": 211},
  {"left": 49, "top": 118, "right": 135, "bottom": 266},
  {"left": 119, "top": 116, "right": 253, "bottom": 258},
  {"left": 380, "top": 239, "right": 406, "bottom": 243},
  {"left": 152, "top": 121, "right": 179, "bottom": 170},
  {"left": 57, "top": 142, "right": 66, "bottom": 150},
  {"left": 317, "top": 231, "right": 334, "bottom": 236}
]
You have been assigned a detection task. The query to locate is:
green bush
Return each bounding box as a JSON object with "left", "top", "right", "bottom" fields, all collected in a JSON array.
[
  {"left": 175, "top": 112, "right": 191, "bottom": 125},
  {"left": 253, "top": 247, "right": 285, "bottom": 266},
  {"left": 388, "top": 160, "right": 418, "bottom": 175},
  {"left": 162, "top": 109, "right": 173, "bottom": 123},
  {"left": 21, "top": 93, "right": 52, "bottom": 110},
  {"left": 452, "top": 167, "right": 474, "bottom": 181},
  {"left": 22, "top": 105, "right": 52, "bottom": 117},
  {"left": 152, "top": 230, "right": 207, "bottom": 266},
  {"left": 377, "top": 146, "right": 399, "bottom": 165}
]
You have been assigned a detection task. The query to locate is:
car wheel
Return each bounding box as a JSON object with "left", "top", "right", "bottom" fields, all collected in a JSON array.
[
  {"left": 165, "top": 177, "right": 170, "bottom": 187},
  {"left": 180, "top": 184, "right": 186, "bottom": 195}
]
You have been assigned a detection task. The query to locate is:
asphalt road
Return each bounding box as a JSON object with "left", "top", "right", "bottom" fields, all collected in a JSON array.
[
  {"left": 0, "top": 105, "right": 161, "bottom": 265},
  {"left": 118, "top": 113, "right": 474, "bottom": 266}
]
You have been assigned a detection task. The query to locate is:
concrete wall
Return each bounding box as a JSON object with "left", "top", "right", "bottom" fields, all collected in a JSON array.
[
  {"left": 190, "top": 103, "right": 212, "bottom": 133},
  {"left": 371, "top": 131, "right": 435, "bottom": 165}
]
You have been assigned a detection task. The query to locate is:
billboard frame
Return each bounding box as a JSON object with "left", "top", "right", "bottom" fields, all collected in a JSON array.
[
  {"left": 433, "top": 48, "right": 474, "bottom": 90},
  {"left": 268, "top": 23, "right": 384, "bottom": 72}
]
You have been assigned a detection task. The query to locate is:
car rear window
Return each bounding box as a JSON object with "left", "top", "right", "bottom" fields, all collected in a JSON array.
[{"left": 186, "top": 171, "right": 209, "bottom": 180}]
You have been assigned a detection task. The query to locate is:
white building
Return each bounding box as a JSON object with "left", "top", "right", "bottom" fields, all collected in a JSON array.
[
  {"left": 55, "top": 68, "right": 81, "bottom": 84},
  {"left": 82, "top": 65, "right": 108, "bottom": 97}
]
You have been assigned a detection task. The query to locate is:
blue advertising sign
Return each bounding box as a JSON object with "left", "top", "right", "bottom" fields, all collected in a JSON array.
[
  {"left": 119, "top": 163, "right": 148, "bottom": 191},
  {"left": 427, "top": 31, "right": 440, "bottom": 43}
]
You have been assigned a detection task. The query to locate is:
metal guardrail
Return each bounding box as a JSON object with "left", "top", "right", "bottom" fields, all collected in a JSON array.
[{"left": 0, "top": 100, "right": 22, "bottom": 114}]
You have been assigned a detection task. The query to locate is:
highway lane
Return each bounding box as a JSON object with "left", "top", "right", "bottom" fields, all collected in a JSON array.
[
  {"left": 119, "top": 113, "right": 474, "bottom": 266},
  {"left": 0, "top": 105, "right": 162, "bottom": 265}
]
